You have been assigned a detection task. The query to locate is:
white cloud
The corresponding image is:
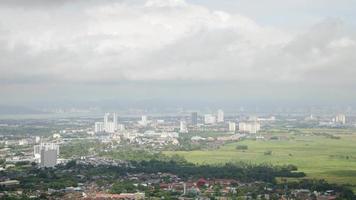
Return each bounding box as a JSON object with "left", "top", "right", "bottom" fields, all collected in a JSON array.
[
  {"left": 145, "top": 0, "right": 187, "bottom": 8},
  {"left": 0, "top": 0, "right": 355, "bottom": 88}
]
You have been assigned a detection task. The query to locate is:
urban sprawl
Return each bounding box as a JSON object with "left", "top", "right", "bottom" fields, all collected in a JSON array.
[{"left": 0, "top": 109, "right": 354, "bottom": 200}]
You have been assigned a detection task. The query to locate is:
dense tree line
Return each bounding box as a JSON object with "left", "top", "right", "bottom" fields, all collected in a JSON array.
[
  {"left": 127, "top": 160, "right": 305, "bottom": 183},
  {"left": 58, "top": 157, "right": 305, "bottom": 183}
]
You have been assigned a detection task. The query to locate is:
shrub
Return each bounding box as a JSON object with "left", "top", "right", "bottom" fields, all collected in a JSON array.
[{"left": 236, "top": 145, "right": 248, "bottom": 150}]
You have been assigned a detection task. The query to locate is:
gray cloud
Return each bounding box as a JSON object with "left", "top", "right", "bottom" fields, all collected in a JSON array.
[{"left": 0, "top": 0, "right": 355, "bottom": 105}]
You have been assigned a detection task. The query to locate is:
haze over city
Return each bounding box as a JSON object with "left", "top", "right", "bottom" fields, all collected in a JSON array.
[{"left": 0, "top": 0, "right": 356, "bottom": 109}]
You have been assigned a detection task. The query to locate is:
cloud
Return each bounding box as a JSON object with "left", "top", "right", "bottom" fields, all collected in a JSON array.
[
  {"left": 0, "top": 0, "right": 355, "bottom": 88},
  {"left": 145, "top": 0, "right": 187, "bottom": 7}
]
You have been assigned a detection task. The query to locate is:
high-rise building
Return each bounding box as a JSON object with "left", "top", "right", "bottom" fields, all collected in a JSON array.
[
  {"left": 228, "top": 122, "right": 236, "bottom": 132},
  {"left": 104, "top": 113, "right": 109, "bottom": 126},
  {"left": 34, "top": 145, "right": 41, "bottom": 160},
  {"left": 94, "top": 122, "right": 104, "bottom": 133},
  {"left": 204, "top": 114, "right": 216, "bottom": 124},
  {"left": 335, "top": 114, "right": 346, "bottom": 125},
  {"left": 94, "top": 113, "right": 118, "bottom": 133},
  {"left": 106, "top": 122, "right": 116, "bottom": 133},
  {"left": 238, "top": 121, "right": 261, "bottom": 134},
  {"left": 180, "top": 121, "right": 188, "bottom": 133},
  {"left": 41, "top": 148, "right": 57, "bottom": 168},
  {"left": 191, "top": 112, "right": 198, "bottom": 125},
  {"left": 142, "top": 115, "right": 147, "bottom": 124},
  {"left": 103, "top": 113, "right": 118, "bottom": 133},
  {"left": 34, "top": 143, "right": 59, "bottom": 168},
  {"left": 217, "top": 109, "right": 224, "bottom": 123},
  {"left": 113, "top": 113, "right": 118, "bottom": 126},
  {"left": 138, "top": 115, "right": 149, "bottom": 126}
]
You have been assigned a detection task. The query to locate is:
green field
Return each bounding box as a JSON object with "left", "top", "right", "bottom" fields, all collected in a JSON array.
[{"left": 165, "top": 131, "right": 356, "bottom": 189}]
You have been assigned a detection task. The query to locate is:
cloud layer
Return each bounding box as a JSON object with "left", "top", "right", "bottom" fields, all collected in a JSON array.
[{"left": 0, "top": 0, "right": 355, "bottom": 105}]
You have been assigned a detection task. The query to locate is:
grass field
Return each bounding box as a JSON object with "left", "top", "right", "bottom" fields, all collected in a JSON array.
[{"left": 165, "top": 131, "right": 356, "bottom": 189}]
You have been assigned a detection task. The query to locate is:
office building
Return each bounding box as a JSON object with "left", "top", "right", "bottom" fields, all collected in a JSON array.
[
  {"left": 139, "top": 115, "right": 149, "bottom": 126},
  {"left": 180, "top": 121, "right": 188, "bottom": 133},
  {"left": 104, "top": 113, "right": 118, "bottom": 133},
  {"left": 217, "top": 109, "right": 224, "bottom": 123},
  {"left": 142, "top": 115, "right": 147, "bottom": 124},
  {"left": 41, "top": 148, "right": 57, "bottom": 168},
  {"left": 34, "top": 143, "right": 59, "bottom": 168},
  {"left": 191, "top": 112, "right": 198, "bottom": 125}
]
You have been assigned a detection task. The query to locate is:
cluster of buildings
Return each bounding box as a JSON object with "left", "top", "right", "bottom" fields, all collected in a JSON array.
[
  {"left": 203, "top": 109, "right": 224, "bottom": 124},
  {"left": 3, "top": 111, "right": 350, "bottom": 172},
  {"left": 93, "top": 110, "right": 264, "bottom": 144},
  {"left": 306, "top": 113, "right": 350, "bottom": 127},
  {"left": 238, "top": 121, "right": 261, "bottom": 134},
  {"left": 0, "top": 134, "right": 62, "bottom": 169},
  {"left": 0, "top": 110, "right": 354, "bottom": 199},
  {"left": 333, "top": 114, "right": 346, "bottom": 125},
  {"left": 94, "top": 113, "right": 125, "bottom": 133},
  {"left": 196, "top": 110, "right": 262, "bottom": 134}
]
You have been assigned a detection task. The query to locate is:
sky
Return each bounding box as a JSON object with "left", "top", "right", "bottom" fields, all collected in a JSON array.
[{"left": 0, "top": 0, "right": 355, "bottom": 108}]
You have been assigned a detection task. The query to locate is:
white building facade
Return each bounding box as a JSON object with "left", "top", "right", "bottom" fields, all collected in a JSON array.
[
  {"left": 239, "top": 121, "right": 261, "bottom": 134},
  {"left": 180, "top": 121, "right": 188, "bottom": 133},
  {"left": 217, "top": 109, "right": 224, "bottom": 123},
  {"left": 228, "top": 122, "right": 236, "bottom": 132},
  {"left": 204, "top": 114, "right": 216, "bottom": 124},
  {"left": 335, "top": 114, "right": 346, "bottom": 125}
]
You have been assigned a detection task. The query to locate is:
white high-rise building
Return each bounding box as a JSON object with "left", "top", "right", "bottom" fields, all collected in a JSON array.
[
  {"left": 104, "top": 113, "right": 109, "bottom": 126},
  {"left": 142, "top": 115, "right": 147, "bottom": 123},
  {"left": 335, "top": 114, "right": 346, "bottom": 125},
  {"left": 239, "top": 121, "right": 261, "bottom": 134},
  {"left": 204, "top": 114, "right": 216, "bottom": 124},
  {"left": 228, "top": 122, "right": 236, "bottom": 132},
  {"left": 34, "top": 145, "right": 41, "bottom": 160},
  {"left": 103, "top": 113, "right": 118, "bottom": 133},
  {"left": 180, "top": 121, "right": 188, "bottom": 133},
  {"left": 138, "top": 115, "right": 149, "bottom": 126},
  {"left": 191, "top": 112, "right": 198, "bottom": 125},
  {"left": 118, "top": 124, "right": 125, "bottom": 131},
  {"left": 217, "top": 109, "right": 224, "bottom": 123},
  {"left": 105, "top": 122, "right": 116, "bottom": 133},
  {"left": 113, "top": 112, "right": 118, "bottom": 127},
  {"left": 35, "top": 136, "right": 41, "bottom": 144},
  {"left": 34, "top": 143, "right": 59, "bottom": 168},
  {"left": 94, "top": 122, "right": 104, "bottom": 133}
]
